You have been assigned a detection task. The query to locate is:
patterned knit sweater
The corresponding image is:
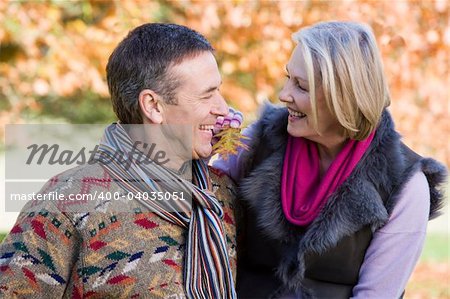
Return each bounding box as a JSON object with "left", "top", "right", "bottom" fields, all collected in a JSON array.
[{"left": 0, "top": 163, "right": 238, "bottom": 298}]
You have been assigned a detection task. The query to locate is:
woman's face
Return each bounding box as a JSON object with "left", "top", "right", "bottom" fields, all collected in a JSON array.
[{"left": 279, "top": 45, "right": 344, "bottom": 144}]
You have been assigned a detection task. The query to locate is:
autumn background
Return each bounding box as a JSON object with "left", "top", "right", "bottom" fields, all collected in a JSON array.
[{"left": 0, "top": 1, "right": 448, "bottom": 297}]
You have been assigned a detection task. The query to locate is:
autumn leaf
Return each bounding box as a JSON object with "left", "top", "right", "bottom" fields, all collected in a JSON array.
[{"left": 212, "top": 127, "right": 250, "bottom": 161}]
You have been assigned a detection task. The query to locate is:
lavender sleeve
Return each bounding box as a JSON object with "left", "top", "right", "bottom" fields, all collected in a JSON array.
[
  {"left": 211, "top": 123, "right": 257, "bottom": 182},
  {"left": 351, "top": 171, "right": 430, "bottom": 298}
]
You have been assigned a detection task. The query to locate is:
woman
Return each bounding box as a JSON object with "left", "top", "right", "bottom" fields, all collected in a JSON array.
[{"left": 214, "top": 21, "right": 447, "bottom": 298}]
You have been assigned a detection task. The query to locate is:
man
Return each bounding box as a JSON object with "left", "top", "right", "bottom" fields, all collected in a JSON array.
[{"left": 0, "top": 23, "right": 237, "bottom": 298}]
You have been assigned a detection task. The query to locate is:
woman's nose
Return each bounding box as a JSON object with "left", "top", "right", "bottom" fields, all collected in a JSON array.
[{"left": 279, "top": 85, "right": 293, "bottom": 103}]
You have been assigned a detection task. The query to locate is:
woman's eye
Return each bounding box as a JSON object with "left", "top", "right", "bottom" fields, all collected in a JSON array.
[
  {"left": 296, "top": 82, "right": 308, "bottom": 92},
  {"left": 285, "top": 74, "right": 307, "bottom": 92}
]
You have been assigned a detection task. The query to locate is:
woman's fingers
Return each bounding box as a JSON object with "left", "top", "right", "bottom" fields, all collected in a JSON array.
[
  {"left": 214, "top": 107, "right": 243, "bottom": 132},
  {"left": 230, "top": 111, "right": 243, "bottom": 128},
  {"left": 214, "top": 116, "right": 225, "bottom": 134}
]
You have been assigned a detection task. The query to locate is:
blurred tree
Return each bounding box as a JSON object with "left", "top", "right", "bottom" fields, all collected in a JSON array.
[{"left": 0, "top": 0, "right": 448, "bottom": 165}]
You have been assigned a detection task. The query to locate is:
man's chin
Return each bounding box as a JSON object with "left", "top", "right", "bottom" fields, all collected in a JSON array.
[{"left": 193, "top": 145, "right": 213, "bottom": 160}]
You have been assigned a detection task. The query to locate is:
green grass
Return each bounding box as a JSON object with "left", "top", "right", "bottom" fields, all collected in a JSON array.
[{"left": 420, "top": 233, "right": 449, "bottom": 262}]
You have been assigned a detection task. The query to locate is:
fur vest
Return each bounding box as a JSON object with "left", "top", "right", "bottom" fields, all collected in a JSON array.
[{"left": 237, "top": 103, "right": 447, "bottom": 298}]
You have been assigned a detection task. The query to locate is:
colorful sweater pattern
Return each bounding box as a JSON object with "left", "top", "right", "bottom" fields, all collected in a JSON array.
[{"left": 0, "top": 163, "right": 238, "bottom": 298}]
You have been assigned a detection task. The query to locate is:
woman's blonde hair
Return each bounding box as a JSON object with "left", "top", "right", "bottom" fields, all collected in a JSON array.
[{"left": 292, "top": 21, "right": 390, "bottom": 140}]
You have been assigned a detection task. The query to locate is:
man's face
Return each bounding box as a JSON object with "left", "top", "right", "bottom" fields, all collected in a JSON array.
[{"left": 159, "top": 51, "right": 228, "bottom": 160}]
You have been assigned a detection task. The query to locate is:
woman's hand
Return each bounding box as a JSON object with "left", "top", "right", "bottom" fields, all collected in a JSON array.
[
  {"left": 212, "top": 107, "right": 243, "bottom": 145},
  {"left": 212, "top": 107, "right": 248, "bottom": 159}
]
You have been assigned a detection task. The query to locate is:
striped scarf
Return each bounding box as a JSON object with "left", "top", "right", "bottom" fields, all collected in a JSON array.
[{"left": 94, "top": 123, "right": 236, "bottom": 299}]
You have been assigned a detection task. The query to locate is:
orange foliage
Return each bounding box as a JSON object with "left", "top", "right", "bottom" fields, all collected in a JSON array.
[{"left": 0, "top": 1, "right": 448, "bottom": 165}]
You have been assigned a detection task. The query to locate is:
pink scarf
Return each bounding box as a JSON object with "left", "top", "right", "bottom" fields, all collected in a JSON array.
[{"left": 281, "top": 132, "right": 375, "bottom": 226}]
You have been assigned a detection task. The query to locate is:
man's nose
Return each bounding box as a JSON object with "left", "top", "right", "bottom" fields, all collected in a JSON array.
[{"left": 213, "top": 93, "right": 229, "bottom": 116}]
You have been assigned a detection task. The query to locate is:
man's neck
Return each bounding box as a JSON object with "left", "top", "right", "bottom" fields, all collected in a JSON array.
[{"left": 127, "top": 124, "right": 191, "bottom": 172}]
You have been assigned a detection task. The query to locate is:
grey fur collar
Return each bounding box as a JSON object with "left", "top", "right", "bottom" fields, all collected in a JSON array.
[{"left": 239, "top": 103, "right": 447, "bottom": 292}]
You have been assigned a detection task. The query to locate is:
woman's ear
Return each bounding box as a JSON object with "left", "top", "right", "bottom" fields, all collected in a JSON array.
[{"left": 139, "top": 89, "right": 163, "bottom": 124}]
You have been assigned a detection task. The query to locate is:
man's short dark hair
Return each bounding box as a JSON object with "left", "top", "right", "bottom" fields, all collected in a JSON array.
[{"left": 106, "top": 23, "right": 214, "bottom": 124}]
